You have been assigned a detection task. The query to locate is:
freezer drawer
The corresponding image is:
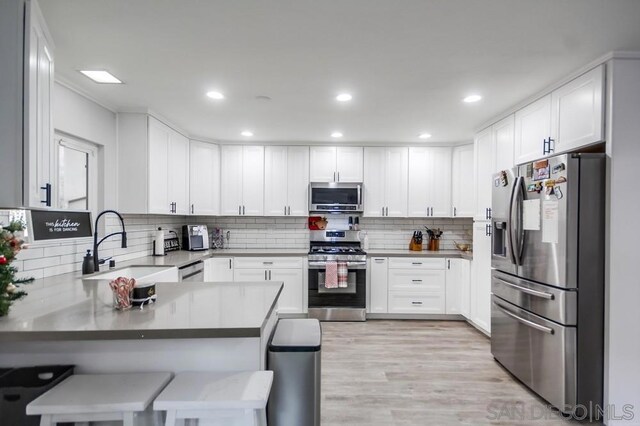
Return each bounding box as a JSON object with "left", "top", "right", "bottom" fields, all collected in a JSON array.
[
  {"left": 491, "top": 270, "right": 577, "bottom": 325},
  {"left": 491, "top": 296, "right": 577, "bottom": 411}
]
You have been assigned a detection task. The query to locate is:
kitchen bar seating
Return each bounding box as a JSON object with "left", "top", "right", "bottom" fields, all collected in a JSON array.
[
  {"left": 153, "top": 371, "right": 273, "bottom": 426},
  {"left": 25, "top": 372, "right": 172, "bottom": 426}
]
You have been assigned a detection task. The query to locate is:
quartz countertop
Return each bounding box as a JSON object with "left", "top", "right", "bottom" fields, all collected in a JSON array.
[
  {"left": 366, "top": 249, "right": 473, "bottom": 260},
  {"left": 0, "top": 280, "right": 282, "bottom": 342}
]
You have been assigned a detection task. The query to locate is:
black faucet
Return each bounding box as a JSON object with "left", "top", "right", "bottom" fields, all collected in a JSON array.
[{"left": 93, "top": 210, "right": 127, "bottom": 271}]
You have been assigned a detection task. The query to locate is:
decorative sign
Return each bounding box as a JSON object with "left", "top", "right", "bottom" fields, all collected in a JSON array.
[
  {"left": 28, "top": 210, "right": 93, "bottom": 241},
  {"left": 164, "top": 237, "right": 180, "bottom": 252}
]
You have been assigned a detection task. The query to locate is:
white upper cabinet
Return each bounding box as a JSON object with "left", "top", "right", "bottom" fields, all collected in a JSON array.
[
  {"left": 118, "top": 115, "right": 190, "bottom": 214},
  {"left": 408, "top": 147, "right": 452, "bottom": 217},
  {"left": 309, "top": 146, "right": 336, "bottom": 182},
  {"left": 168, "top": 132, "right": 189, "bottom": 215},
  {"left": 514, "top": 95, "right": 552, "bottom": 165},
  {"left": 310, "top": 146, "right": 363, "bottom": 182},
  {"left": 220, "top": 145, "right": 243, "bottom": 216},
  {"left": 24, "top": 0, "right": 55, "bottom": 208},
  {"left": 514, "top": 65, "right": 605, "bottom": 165},
  {"left": 451, "top": 144, "right": 474, "bottom": 218},
  {"left": 265, "top": 146, "right": 309, "bottom": 216},
  {"left": 493, "top": 115, "right": 515, "bottom": 171},
  {"left": 363, "top": 147, "right": 408, "bottom": 217},
  {"left": 220, "top": 145, "right": 264, "bottom": 216},
  {"left": 147, "top": 118, "right": 170, "bottom": 214},
  {"left": 474, "top": 127, "right": 494, "bottom": 220},
  {"left": 189, "top": 141, "right": 220, "bottom": 216},
  {"left": 551, "top": 65, "right": 604, "bottom": 154}
]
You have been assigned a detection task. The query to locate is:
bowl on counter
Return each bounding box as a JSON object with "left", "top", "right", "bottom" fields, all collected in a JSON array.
[{"left": 454, "top": 242, "right": 471, "bottom": 252}]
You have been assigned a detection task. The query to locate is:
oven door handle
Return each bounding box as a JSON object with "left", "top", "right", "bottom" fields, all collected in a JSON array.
[{"left": 308, "top": 262, "right": 367, "bottom": 270}]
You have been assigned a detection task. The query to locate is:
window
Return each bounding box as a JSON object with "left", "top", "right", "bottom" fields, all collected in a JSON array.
[{"left": 55, "top": 134, "right": 98, "bottom": 214}]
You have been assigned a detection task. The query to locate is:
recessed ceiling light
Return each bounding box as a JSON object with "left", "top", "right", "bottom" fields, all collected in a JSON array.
[
  {"left": 79, "top": 70, "right": 122, "bottom": 84},
  {"left": 336, "top": 93, "right": 352, "bottom": 102},
  {"left": 418, "top": 133, "right": 432, "bottom": 139},
  {"left": 206, "top": 91, "right": 225, "bottom": 100},
  {"left": 331, "top": 132, "right": 343, "bottom": 138},
  {"left": 463, "top": 94, "right": 482, "bottom": 103},
  {"left": 241, "top": 130, "right": 254, "bottom": 137}
]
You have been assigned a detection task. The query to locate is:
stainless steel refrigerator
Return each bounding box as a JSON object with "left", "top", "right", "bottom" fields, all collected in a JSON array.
[{"left": 490, "top": 153, "right": 605, "bottom": 415}]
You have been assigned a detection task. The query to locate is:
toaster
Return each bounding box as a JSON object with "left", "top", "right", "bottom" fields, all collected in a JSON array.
[{"left": 182, "top": 225, "right": 209, "bottom": 251}]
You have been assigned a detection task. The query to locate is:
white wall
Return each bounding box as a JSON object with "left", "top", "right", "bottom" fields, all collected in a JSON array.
[
  {"left": 53, "top": 82, "right": 118, "bottom": 209},
  {"left": 605, "top": 58, "right": 640, "bottom": 425}
]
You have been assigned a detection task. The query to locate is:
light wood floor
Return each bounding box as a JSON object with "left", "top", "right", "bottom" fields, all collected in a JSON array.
[{"left": 320, "top": 320, "right": 583, "bottom": 425}]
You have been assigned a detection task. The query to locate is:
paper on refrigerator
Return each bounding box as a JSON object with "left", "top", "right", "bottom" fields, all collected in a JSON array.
[
  {"left": 523, "top": 199, "right": 541, "bottom": 231},
  {"left": 542, "top": 200, "right": 559, "bottom": 244}
]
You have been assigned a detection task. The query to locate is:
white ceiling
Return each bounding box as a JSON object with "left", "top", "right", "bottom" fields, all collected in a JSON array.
[{"left": 40, "top": 0, "right": 640, "bottom": 143}]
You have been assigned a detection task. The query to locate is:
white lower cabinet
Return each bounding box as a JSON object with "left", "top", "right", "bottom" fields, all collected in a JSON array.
[
  {"left": 203, "top": 257, "right": 233, "bottom": 282},
  {"left": 471, "top": 221, "right": 492, "bottom": 334},
  {"left": 445, "top": 258, "right": 471, "bottom": 315},
  {"left": 368, "top": 257, "right": 388, "bottom": 313},
  {"left": 232, "top": 257, "right": 305, "bottom": 314},
  {"left": 367, "top": 256, "right": 471, "bottom": 317}
]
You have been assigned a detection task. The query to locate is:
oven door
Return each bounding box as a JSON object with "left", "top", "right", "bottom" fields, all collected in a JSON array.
[{"left": 308, "top": 263, "right": 366, "bottom": 309}]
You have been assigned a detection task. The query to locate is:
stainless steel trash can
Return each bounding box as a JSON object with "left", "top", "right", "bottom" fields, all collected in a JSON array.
[{"left": 268, "top": 318, "right": 321, "bottom": 426}]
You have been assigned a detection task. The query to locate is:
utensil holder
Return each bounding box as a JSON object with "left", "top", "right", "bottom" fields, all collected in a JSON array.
[
  {"left": 409, "top": 238, "right": 423, "bottom": 251},
  {"left": 427, "top": 239, "right": 440, "bottom": 251}
]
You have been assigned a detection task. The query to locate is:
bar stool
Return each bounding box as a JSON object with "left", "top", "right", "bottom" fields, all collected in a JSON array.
[
  {"left": 153, "top": 371, "right": 273, "bottom": 426},
  {"left": 26, "top": 372, "right": 172, "bottom": 426}
]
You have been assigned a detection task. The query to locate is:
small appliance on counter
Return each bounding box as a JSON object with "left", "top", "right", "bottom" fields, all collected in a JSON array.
[
  {"left": 182, "top": 225, "right": 209, "bottom": 251},
  {"left": 153, "top": 227, "right": 165, "bottom": 256}
]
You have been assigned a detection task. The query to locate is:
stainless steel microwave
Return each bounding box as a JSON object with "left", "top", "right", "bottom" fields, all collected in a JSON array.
[{"left": 309, "top": 182, "right": 363, "bottom": 212}]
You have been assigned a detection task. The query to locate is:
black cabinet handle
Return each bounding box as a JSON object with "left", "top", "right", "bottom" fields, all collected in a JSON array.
[
  {"left": 40, "top": 183, "right": 52, "bottom": 207},
  {"left": 486, "top": 223, "right": 492, "bottom": 236},
  {"left": 191, "top": 204, "right": 194, "bottom": 214},
  {"left": 543, "top": 137, "right": 555, "bottom": 155},
  {"left": 453, "top": 207, "right": 457, "bottom": 217}
]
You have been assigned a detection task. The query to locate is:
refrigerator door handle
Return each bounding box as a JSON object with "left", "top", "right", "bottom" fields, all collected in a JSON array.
[
  {"left": 507, "top": 177, "right": 518, "bottom": 265},
  {"left": 509, "top": 176, "right": 525, "bottom": 266},
  {"left": 493, "top": 300, "right": 554, "bottom": 334},
  {"left": 494, "top": 276, "right": 555, "bottom": 300}
]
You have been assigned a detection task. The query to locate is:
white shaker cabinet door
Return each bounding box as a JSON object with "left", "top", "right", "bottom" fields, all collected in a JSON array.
[
  {"left": 241, "top": 146, "right": 265, "bottom": 216},
  {"left": 336, "top": 147, "right": 364, "bottom": 182},
  {"left": 493, "top": 114, "right": 515, "bottom": 172},
  {"left": 369, "top": 257, "right": 388, "bottom": 313},
  {"left": 264, "top": 146, "right": 289, "bottom": 216},
  {"left": 514, "top": 94, "right": 552, "bottom": 164},
  {"left": 384, "top": 147, "right": 409, "bottom": 217},
  {"left": 309, "top": 146, "right": 337, "bottom": 182},
  {"left": 445, "top": 258, "right": 470, "bottom": 315},
  {"left": 451, "top": 144, "right": 474, "bottom": 218},
  {"left": 551, "top": 65, "right": 604, "bottom": 154},
  {"left": 204, "top": 257, "right": 233, "bottom": 282},
  {"left": 269, "top": 268, "right": 304, "bottom": 314},
  {"left": 220, "top": 145, "right": 244, "bottom": 216},
  {"left": 474, "top": 127, "right": 494, "bottom": 220},
  {"left": 287, "top": 146, "right": 310, "bottom": 216},
  {"left": 407, "top": 147, "right": 430, "bottom": 217},
  {"left": 471, "top": 221, "right": 491, "bottom": 334},
  {"left": 189, "top": 141, "right": 220, "bottom": 216},
  {"left": 168, "top": 130, "right": 190, "bottom": 215},
  {"left": 234, "top": 268, "right": 267, "bottom": 282},
  {"left": 363, "top": 147, "right": 386, "bottom": 217},
  {"left": 426, "top": 147, "right": 452, "bottom": 217},
  {"left": 147, "top": 118, "right": 170, "bottom": 214}
]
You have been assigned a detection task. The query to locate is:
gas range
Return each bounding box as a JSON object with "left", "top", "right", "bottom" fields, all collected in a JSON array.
[{"left": 308, "top": 230, "right": 367, "bottom": 265}]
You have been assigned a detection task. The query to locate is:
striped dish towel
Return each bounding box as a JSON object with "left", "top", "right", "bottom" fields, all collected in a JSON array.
[
  {"left": 337, "top": 262, "right": 348, "bottom": 288},
  {"left": 325, "top": 261, "right": 338, "bottom": 288}
]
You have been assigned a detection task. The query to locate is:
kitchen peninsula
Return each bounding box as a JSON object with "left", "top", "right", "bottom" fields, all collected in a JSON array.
[{"left": 0, "top": 278, "right": 282, "bottom": 374}]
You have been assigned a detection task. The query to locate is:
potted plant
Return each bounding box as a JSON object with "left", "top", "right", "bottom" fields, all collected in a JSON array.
[{"left": 0, "top": 220, "right": 34, "bottom": 317}]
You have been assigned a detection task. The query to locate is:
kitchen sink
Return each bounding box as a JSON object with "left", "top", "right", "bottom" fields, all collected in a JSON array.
[{"left": 83, "top": 265, "right": 179, "bottom": 283}]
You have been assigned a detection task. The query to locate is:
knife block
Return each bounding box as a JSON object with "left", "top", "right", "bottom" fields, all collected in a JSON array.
[{"left": 409, "top": 237, "right": 423, "bottom": 251}]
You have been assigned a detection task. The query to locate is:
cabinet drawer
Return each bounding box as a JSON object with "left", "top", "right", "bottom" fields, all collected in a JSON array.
[
  {"left": 388, "top": 269, "right": 445, "bottom": 293},
  {"left": 233, "top": 257, "right": 303, "bottom": 269},
  {"left": 388, "top": 292, "right": 445, "bottom": 314},
  {"left": 388, "top": 257, "right": 445, "bottom": 270}
]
